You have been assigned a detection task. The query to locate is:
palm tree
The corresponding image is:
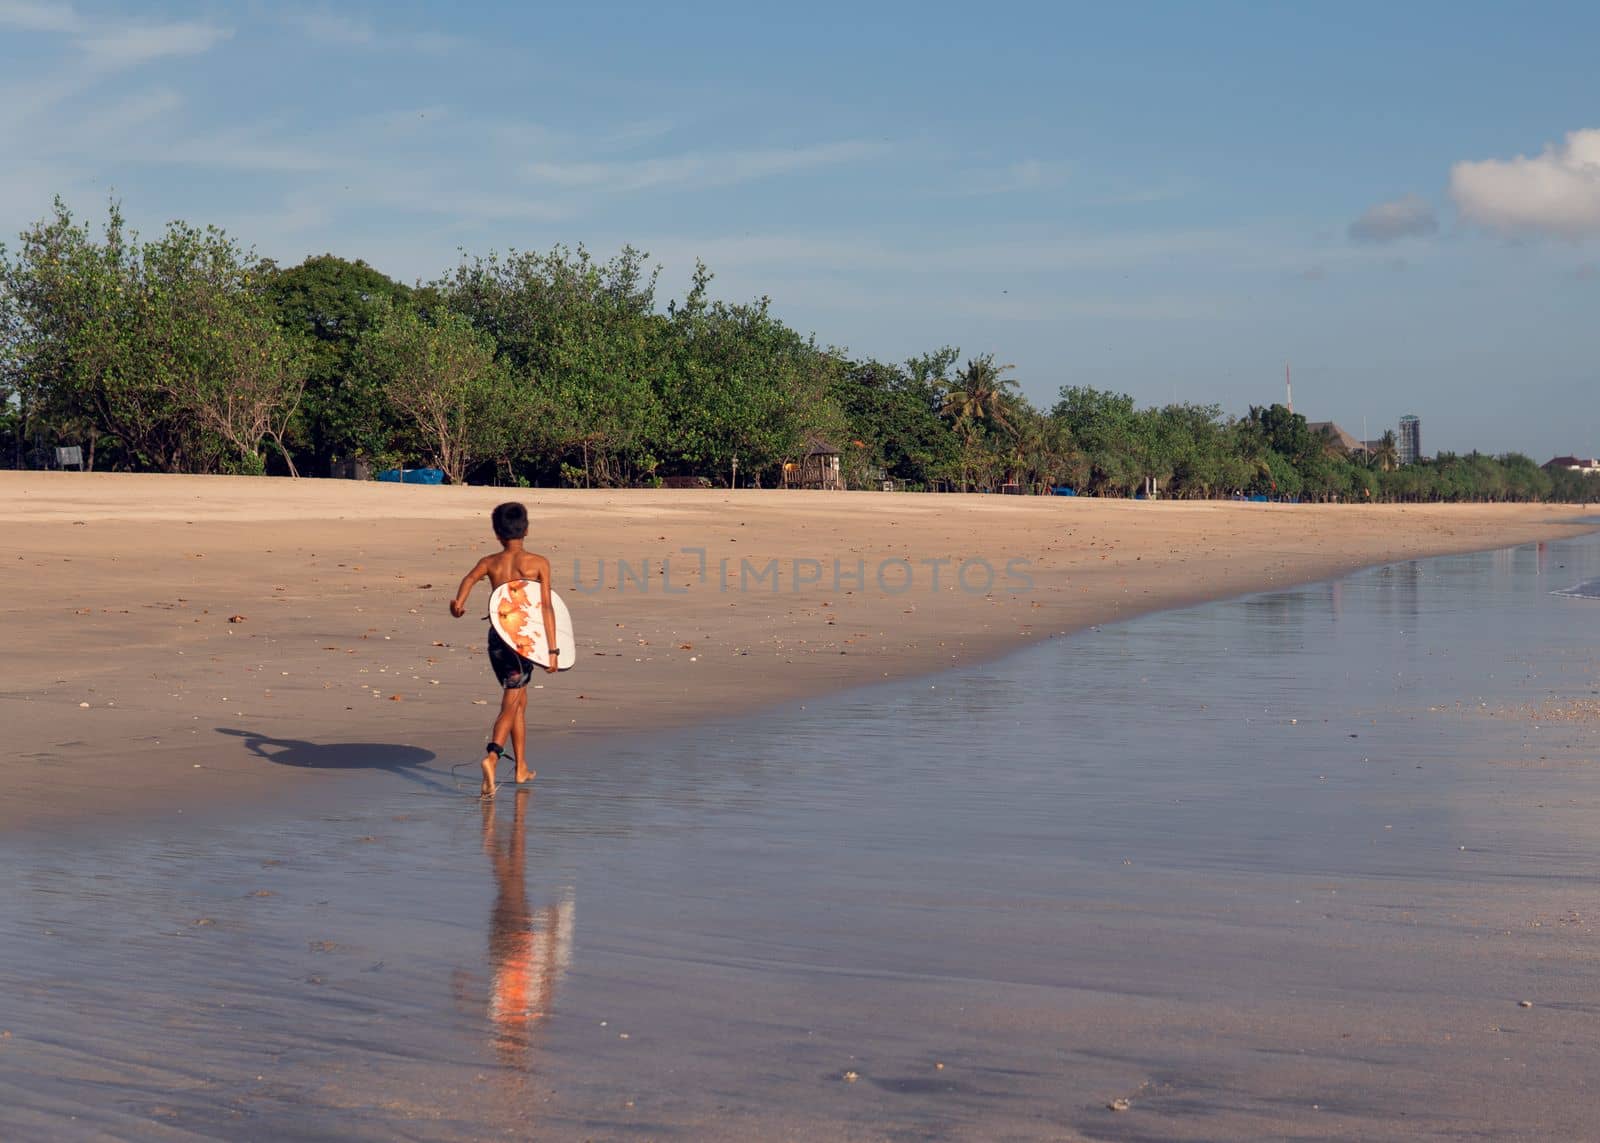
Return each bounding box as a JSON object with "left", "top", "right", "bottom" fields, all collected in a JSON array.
[
  {"left": 1004, "top": 409, "right": 1043, "bottom": 489},
  {"left": 1006, "top": 409, "right": 1084, "bottom": 492},
  {"left": 1369, "top": 430, "right": 1400, "bottom": 473},
  {"left": 938, "top": 354, "right": 1019, "bottom": 442},
  {"left": 934, "top": 354, "right": 1020, "bottom": 491}
]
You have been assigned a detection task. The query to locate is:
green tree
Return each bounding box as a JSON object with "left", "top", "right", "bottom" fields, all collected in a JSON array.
[
  {"left": 1052, "top": 386, "right": 1143, "bottom": 495},
  {"left": 357, "top": 304, "right": 506, "bottom": 484},
  {"left": 1245, "top": 403, "right": 1321, "bottom": 470},
  {"left": 658, "top": 263, "right": 837, "bottom": 485},
  {"left": 165, "top": 287, "right": 308, "bottom": 475},
  {"left": 266, "top": 255, "right": 411, "bottom": 473},
  {"left": 1, "top": 200, "right": 304, "bottom": 474},
  {"left": 829, "top": 357, "right": 959, "bottom": 489},
  {"left": 1498, "top": 452, "right": 1552, "bottom": 502},
  {"left": 441, "top": 245, "right": 664, "bottom": 486},
  {"left": 1158, "top": 403, "right": 1243, "bottom": 498},
  {"left": 0, "top": 199, "right": 138, "bottom": 469}
]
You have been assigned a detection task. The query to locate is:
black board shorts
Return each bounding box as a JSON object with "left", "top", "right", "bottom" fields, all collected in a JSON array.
[{"left": 488, "top": 627, "right": 535, "bottom": 690}]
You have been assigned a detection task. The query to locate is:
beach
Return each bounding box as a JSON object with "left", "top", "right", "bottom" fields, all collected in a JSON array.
[
  {"left": 3, "top": 507, "right": 1598, "bottom": 1140},
  {"left": 1, "top": 471, "right": 1593, "bottom": 830}
]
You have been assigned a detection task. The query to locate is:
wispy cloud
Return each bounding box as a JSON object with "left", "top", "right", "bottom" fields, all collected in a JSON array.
[
  {"left": 955, "top": 158, "right": 1072, "bottom": 196},
  {"left": 524, "top": 140, "right": 890, "bottom": 194},
  {"left": 956, "top": 289, "right": 1227, "bottom": 322},
  {"left": 1348, "top": 193, "right": 1438, "bottom": 243},
  {"left": 0, "top": 0, "right": 230, "bottom": 73},
  {"left": 597, "top": 117, "right": 683, "bottom": 151},
  {"left": 0, "top": 0, "right": 78, "bottom": 32},
  {"left": 283, "top": 8, "right": 373, "bottom": 46},
  {"left": 0, "top": 2, "right": 230, "bottom": 66},
  {"left": 79, "top": 20, "right": 229, "bottom": 66},
  {"left": 366, "top": 182, "right": 569, "bottom": 225},
  {"left": 156, "top": 129, "right": 335, "bottom": 174},
  {"left": 638, "top": 226, "right": 1244, "bottom": 277},
  {"left": 57, "top": 86, "right": 184, "bottom": 147},
  {"left": 278, "top": 6, "right": 460, "bottom": 53}
]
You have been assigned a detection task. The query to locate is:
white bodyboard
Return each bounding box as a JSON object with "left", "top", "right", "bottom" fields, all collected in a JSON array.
[{"left": 488, "top": 580, "right": 575, "bottom": 670}]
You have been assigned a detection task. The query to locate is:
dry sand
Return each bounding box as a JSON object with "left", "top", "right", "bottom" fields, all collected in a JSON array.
[{"left": 1, "top": 471, "right": 1593, "bottom": 828}]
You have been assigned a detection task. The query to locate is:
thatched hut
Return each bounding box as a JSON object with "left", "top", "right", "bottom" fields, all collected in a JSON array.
[{"left": 782, "top": 437, "right": 844, "bottom": 490}]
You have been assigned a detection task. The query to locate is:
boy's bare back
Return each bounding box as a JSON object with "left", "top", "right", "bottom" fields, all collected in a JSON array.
[
  {"left": 449, "top": 547, "right": 553, "bottom": 617},
  {"left": 478, "top": 547, "right": 552, "bottom": 592}
]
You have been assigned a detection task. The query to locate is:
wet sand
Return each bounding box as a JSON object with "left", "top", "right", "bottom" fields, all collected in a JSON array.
[
  {"left": 3, "top": 536, "right": 1599, "bottom": 1140},
  {"left": 1, "top": 471, "right": 1593, "bottom": 830}
]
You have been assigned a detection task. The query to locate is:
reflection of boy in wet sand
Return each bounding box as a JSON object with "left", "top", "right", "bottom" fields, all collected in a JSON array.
[
  {"left": 450, "top": 502, "right": 559, "bottom": 797},
  {"left": 481, "top": 790, "right": 574, "bottom": 1067}
]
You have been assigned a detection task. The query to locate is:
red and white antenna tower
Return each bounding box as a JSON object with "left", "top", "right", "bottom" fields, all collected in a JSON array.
[{"left": 1285, "top": 361, "right": 1293, "bottom": 413}]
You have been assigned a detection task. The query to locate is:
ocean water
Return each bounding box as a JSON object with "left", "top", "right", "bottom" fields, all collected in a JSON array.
[
  {"left": 3, "top": 536, "right": 1599, "bottom": 1141},
  {"left": 1553, "top": 575, "right": 1600, "bottom": 599}
]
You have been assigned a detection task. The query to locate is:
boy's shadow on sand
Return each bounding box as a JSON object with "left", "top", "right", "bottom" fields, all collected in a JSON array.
[{"left": 216, "top": 728, "right": 457, "bottom": 794}]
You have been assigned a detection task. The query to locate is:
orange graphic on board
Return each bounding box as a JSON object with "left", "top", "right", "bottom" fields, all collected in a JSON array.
[{"left": 495, "top": 580, "right": 542, "bottom": 660}]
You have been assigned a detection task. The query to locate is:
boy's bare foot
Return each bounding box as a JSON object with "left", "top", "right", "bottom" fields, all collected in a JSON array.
[
  {"left": 513, "top": 764, "right": 536, "bottom": 784},
  {"left": 480, "top": 753, "right": 498, "bottom": 798}
]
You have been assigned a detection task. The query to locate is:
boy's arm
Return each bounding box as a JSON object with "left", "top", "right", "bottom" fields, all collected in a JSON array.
[
  {"left": 536, "top": 557, "right": 559, "bottom": 672},
  {"left": 450, "top": 558, "right": 489, "bottom": 618}
]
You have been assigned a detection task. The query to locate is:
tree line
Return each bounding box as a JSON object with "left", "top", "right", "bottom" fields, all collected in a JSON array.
[{"left": 2, "top": 200, "right": 1593, "bottom": 503}]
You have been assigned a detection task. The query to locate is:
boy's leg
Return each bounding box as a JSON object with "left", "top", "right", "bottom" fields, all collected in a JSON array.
[
  {"left": 510, "top": 687, "right": 534, "bottom": 783},
  {"left": 480, "top": 686, "right": 520, "bottom": 797}
]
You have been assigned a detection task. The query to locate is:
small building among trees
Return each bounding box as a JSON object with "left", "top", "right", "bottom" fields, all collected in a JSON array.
[
  {"left": 1305, "top": 421, "right": 1364, "bottom": 457},
  {"left": 1544, "top": 455, "right": 1600, "bottom": 475},
  {"left": 782, "top": 437, "right": 844, "bottom": 490}
]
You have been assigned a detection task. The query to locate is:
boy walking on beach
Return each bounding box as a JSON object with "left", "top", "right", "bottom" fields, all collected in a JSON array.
[{"left": 450, "top": 502, "right": 559, "bottom": 797}]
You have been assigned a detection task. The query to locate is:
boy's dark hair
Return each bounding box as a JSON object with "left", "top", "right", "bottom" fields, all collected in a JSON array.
[{"left": 492, "top": 502, "right": 528, "bottom": 541}]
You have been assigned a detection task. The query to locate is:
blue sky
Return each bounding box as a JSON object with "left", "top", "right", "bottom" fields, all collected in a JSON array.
[{"left": 3, "top": 1, "right": 1598, "bottom": 457}]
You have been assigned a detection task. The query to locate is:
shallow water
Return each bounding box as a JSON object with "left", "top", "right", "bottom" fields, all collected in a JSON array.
[
  {"left": 4, "top": 538, "right": 1600, "bottom": 1140},
  {"left": 1553, "top": 575, "right": 1600, "bottom": 599}
]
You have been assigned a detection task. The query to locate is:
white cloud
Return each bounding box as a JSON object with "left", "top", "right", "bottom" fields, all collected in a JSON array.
[
  {"left": 1348, "top": 193, "right": 1438, "bottom": 243},
  {"left": 78, "top": 21, "right": 229, "bottom": 66},
  {"left": 0, "top": 2, "right": 229, "bottom": 68},
  {"left": 955, "top": 158, "right": 1072, "bottom": 196},
  {"left": 284, "top": 8, "right": 373, "bottom": 46},
  {"left": 524, "top": 140, "right": 889, "bottom": 194},
  {"left": 278, "top": 7, "right": 459, "bottom": 53},
  {"left": 1451, "top": 129, "right": 1600, "bottom": 239},
  {"left": 367, "top": 182, "right": 569, "bottom": 224},
  {"left": 45, "top": 86, "right": 184, "bottom": 150},
  {"left": 156, "top": 130, "right": 334, "bottom": 173},
  {"left": 0, "top": 0, "right": 79, "bottom": 32}
]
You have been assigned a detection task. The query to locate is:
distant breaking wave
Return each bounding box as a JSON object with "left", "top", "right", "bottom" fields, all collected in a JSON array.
[{"left": 1552, "top": 578, "right": 1600, "bottom": 599}]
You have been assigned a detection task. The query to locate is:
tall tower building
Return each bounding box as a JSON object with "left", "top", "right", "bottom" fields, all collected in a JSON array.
[{"left": 1398, "top": 415, "right": 1421, "bottom": 465}]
